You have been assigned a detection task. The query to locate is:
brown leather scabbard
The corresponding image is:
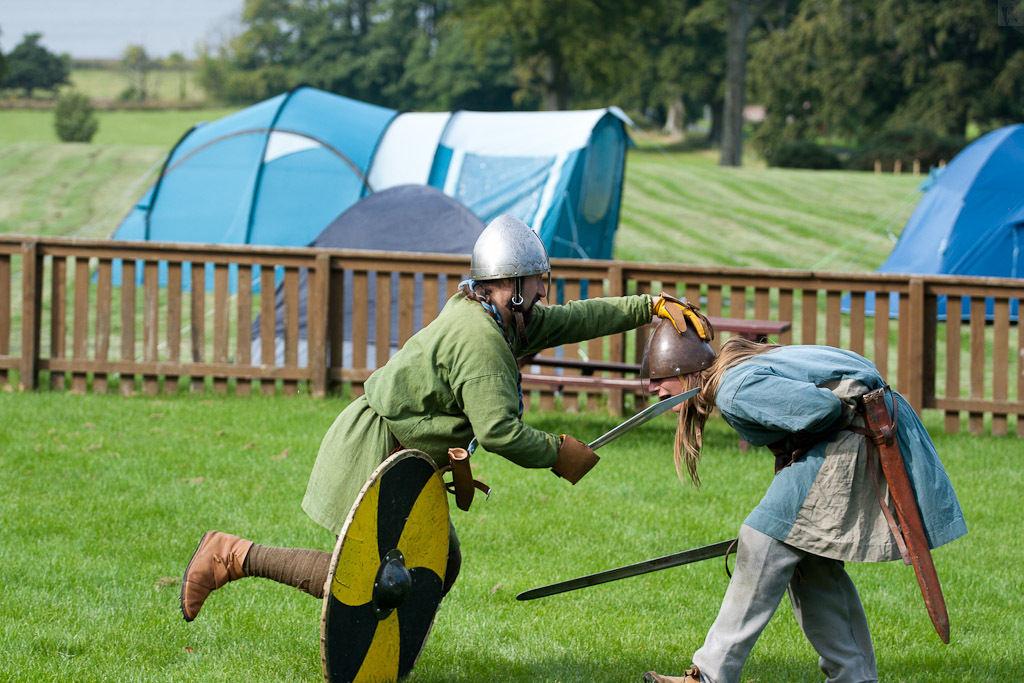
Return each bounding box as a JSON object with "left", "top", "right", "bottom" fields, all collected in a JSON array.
[
  {"left": 444, "top": 447, "right": 491, "bottom": 512},
  {"left": 858, "top": 386, "right": 951, "bottom": 644}
]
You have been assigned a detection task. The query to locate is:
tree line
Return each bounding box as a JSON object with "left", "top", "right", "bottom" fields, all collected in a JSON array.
[
  {"left": 3, "top": 1, "right": 1022, "bottom": 165},
  {"left": 192, "top": 0, "right": 1022, "bottom": 165},
  {"left": 0, "top": 30, "right": 191, "bottom": 104},
  {"left": 0, "top": 32, "right": 71, "bottom": 98}
]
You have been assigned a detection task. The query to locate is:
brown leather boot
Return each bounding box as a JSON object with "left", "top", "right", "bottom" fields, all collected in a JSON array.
[
  {"left": 642, "top": 665, "right": 702, "bottom": 683},
  {"left": 180, "top": 530, "right": 254, "bottom": 622}
]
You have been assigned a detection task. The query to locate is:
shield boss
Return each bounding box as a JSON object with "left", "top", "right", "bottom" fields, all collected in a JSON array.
[{"left": 320, "top": 449, "right": 450, "bottom": 683}]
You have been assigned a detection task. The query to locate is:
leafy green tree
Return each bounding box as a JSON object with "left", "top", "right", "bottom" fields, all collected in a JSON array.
[
  {"left": 0, "top": 26, "right": 8, "bottom": 87},
  {"left": 749, "top": 0, "right": 1024, "bottom": 150},
  {"left": 876, "top": 0, "right": 1024, "bottom": 135},
  {"left": 54, "top": 91, "right": 99, "bottom": 142},
  {"left": 452, "top": 0, "right": 649, "bottom": 110},
  {"left": 195, "top": 0, "right": 523, "bottom": 110},
  {"left": 630, "top": 0, "right": 728, "bottom": 138},
  {"left": 295, "top": 0, "right": 421, "bottom": 106},
  {"left": 165, "top": 51, "right": 188, "bottom": 101},
  {"left": 610, "top": 0, "right": 787, "bottom": 164},
  {"left": 195, "top": 42, "right": 231, "bottom": 101},
  {"left": 4, "top": 33, "right": 70, "bottom": 97},
  {"left": 121, "top": 44, "right": 154, "bottom": 101},
  {"left": 400, "top": 20, "right": 523, "bottom": 111}
]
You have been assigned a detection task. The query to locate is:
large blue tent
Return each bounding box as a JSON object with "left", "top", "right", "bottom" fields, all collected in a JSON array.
[
  {"left": 114, "top": 86, "right": 632, "bottom": 261},
  {"left": 861, "top": 124, "right": 1024, "bottom": 319}
]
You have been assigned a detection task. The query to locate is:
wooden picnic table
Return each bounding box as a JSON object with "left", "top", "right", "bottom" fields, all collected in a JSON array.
[{"left": 705, "top": 316, "right": 791, "bottom": 343}]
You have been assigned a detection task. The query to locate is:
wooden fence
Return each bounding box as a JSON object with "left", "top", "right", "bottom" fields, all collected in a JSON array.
[{"left": 1, "top": 236, "right": 1021, "bottom": 437}]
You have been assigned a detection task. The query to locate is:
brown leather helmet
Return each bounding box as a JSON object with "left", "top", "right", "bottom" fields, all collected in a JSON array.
[{"left": 641, "top": 318, "right": 717, "bottom": 381}]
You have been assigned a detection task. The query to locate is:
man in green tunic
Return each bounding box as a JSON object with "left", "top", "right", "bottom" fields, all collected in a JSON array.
[{"left": 180, "top": 215, "right": 680, "bottom": 622}]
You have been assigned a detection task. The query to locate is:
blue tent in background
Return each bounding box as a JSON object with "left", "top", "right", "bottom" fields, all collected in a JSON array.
[
  {"left": 860, "top": 124, "right": 1024, "bottom": 319},
  {"left": 114, "top": 85, "right": 632, "bottom": 261}
]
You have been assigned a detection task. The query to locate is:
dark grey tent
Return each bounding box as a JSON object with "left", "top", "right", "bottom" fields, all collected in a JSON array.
[{"left": 252, "top": 184, "right": 485, "bottom": 366}]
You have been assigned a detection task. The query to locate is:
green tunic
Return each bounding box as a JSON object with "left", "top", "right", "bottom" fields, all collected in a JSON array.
[{"left": 302, "top": 292, "right": 653, "bottom": 535}]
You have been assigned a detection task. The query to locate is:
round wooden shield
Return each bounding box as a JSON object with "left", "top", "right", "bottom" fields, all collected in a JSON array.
[{"left": 320, "top": 449, "right": 450, "bottom": 683}]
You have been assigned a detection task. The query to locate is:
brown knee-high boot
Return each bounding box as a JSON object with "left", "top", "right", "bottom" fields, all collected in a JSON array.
[{"left": 180, "top": 531, "right": 332, "bottom": 622}]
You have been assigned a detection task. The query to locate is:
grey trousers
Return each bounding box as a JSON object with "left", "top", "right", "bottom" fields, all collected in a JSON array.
[{"left": 692, "top": 525, "right": 878, "bottom": 683}]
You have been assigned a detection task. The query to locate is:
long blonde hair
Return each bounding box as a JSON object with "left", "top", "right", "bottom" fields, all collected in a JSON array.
[{"left": 675, "top": 337, "right": 782, "bottom": 487}]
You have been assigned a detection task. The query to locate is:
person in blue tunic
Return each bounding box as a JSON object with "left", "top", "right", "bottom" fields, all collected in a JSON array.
[{"left": 640, "top": 323, "right": 967, "bottom": 683}]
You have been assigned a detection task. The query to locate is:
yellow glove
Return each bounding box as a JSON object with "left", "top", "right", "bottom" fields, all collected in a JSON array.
[{"left": 652, "top": 293, "right": 713, "bottom": 341}]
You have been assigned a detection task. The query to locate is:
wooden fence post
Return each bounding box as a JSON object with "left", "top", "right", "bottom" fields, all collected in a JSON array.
[
  {"left": 607, "top": 265, "right": 624, "bottom": 417},
  {"left": 922, "top": 284, "right": 937, "bottom": 411},
  {"left": 19, "top": 241, "right": 40, "bottom": 390},
  {"left": 310, "top": 254, "right": 330, "bottom": 398},
  {"left": 0, "top": 251, "right": 10, "bottom": 388},
  {"left": 905, "top": 279, "right": 926, "bottom": 413}
]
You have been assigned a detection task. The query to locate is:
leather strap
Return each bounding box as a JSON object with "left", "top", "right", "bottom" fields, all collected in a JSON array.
[
  {"left": 724, "top": 537, "right": 738, "bottom": 578},
  {"left": 767, "top": 438, "right": 813, "bottom": 474},
  {"left": 846, "top": 389, "right": 911, "bottom": 565}
]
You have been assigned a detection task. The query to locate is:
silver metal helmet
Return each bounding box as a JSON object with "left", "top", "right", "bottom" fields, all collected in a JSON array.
[{"left": 469, "top": 215, "right": 550, "bottom": 281}]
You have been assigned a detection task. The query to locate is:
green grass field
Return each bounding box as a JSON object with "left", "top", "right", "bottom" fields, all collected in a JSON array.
[
  {"left": 0, "top": 108, "right": 239, "bottom": 145},
  {"left": 0, "top": 391, "right": 1019, "bottom": 682},
  {"left": 69, "top": 68, "right": 206, "bottom": 103}
]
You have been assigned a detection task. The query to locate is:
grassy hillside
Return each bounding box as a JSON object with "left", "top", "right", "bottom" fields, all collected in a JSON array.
[
  {"left": 0, "top": 142, "right": 165, "bottom": 238},
  {"left": 0, "top": 114, "right": 926, "bottom": 269},
  {"left": 0, "top": 109, "right": 236, "bottom": 239},
  {"left": 0, "top": 108, "right": 239, "bottom": 146},
  {"left": 617, "top": 143, "right": 923, "bottom": 272}
]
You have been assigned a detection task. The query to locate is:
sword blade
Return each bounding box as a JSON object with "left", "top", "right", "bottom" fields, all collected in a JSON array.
[
  {"left": 516, "top": 538, "right": 736, "bottom": 601},
  {"left": 587, "top": 388, "right": 698, "bottom": 451}
]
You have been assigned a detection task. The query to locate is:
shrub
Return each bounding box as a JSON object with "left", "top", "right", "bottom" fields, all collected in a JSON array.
[
  {"left": 846, "top": 126, "right": 965, "bottom": 172},
  {"left": 764, "top": 140, "right": 841, "bottom": 169},
  {"left": 53, "top": 91, "right": 99, "bottom": 142},
  {"left": 117, "top": 85, "right": 146, "bottom": 103}
]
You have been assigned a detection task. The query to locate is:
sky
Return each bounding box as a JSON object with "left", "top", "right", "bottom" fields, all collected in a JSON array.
[{"left": 0, "top": 0, "right": 243, "bottom": 59}]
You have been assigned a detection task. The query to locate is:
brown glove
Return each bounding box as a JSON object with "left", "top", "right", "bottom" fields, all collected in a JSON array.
[{"left": 551, "top": 435, "right": 600, "bottom": 484}]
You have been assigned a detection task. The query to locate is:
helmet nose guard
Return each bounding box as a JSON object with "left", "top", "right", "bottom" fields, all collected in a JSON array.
[
  {"left": 642, "top": 318, "right": 717, "bottom": 382},
  {"left": 470, "top": 215, "right": 550, "bottom": 281}
]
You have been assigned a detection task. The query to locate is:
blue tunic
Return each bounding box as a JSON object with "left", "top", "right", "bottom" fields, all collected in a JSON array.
[{"left": 716, "top": 345, "right": 967, "bottom": 562}]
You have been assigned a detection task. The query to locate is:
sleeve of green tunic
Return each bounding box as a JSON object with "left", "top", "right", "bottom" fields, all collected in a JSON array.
[
  {"left": 465, "top": 294, "right": 652, "bottom": 467},
  {"left": 455, "top": 370, "right": 556, "bottom": 466},
  {"left": 516, "top": 295, "right": 654, "bottom": 357}
]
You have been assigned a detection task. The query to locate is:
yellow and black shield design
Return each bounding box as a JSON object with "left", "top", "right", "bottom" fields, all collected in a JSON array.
[{"left": 320, "top": 449, "right": 450, "bottom": 683}]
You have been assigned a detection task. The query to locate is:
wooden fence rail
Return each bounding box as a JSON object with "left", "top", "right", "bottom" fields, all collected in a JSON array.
[{"left": 1, "top": 236, "right": 1021, "bottom": 437}]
